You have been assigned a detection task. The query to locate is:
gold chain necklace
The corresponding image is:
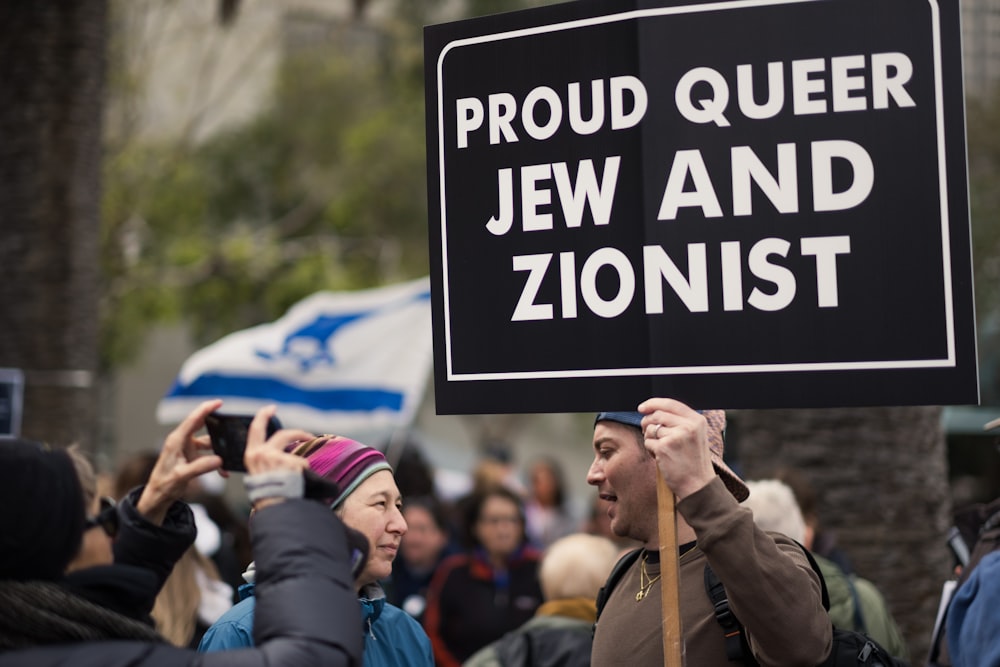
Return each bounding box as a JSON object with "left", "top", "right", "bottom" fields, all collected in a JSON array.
[{"left": 635, "top": 553, "right": 661, "bottom": 602}]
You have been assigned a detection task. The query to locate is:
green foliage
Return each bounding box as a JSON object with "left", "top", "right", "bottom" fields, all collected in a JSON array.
[
  {"left": 101, "top": 11, "right": 431, "bottom": 369},
  {"left": 466, "top": 0, "right": 551, "bottom": 16},
  {"left": 102, "top": 0, "right": 998, "bottom": 391},
  {"left": 966, "top": 85, "right": 1000, "bottom": 403},
  {"left": 967, "top": 87, "right": 1000, "bottom": 326}
]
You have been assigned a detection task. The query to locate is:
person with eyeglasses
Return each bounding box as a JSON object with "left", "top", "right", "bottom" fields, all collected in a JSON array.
[
  {"left": 62, "top": 442, "right": 120, "bottom": 574},
  {"left": 0, "top": 400, "right": 364, "bottom": 667},
  {"left": 423, "top": 485, "right": 544, "bottom": 667}
]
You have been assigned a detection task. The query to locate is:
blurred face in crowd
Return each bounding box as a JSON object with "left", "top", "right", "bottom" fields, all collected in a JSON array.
[
  {"left": 588, "top": 420, "right": 658, "bottom": 546},
  {"left": 530, "top": 461, "right": 560, "bottom": 507},
  {"left": 65, "top": 495, "right": 116, "bottom": 574},
  {"left": 337, "top": 470, "right": 407, "bottom": 589},
  {"left": 474, "top": 494, "right": 524, "bottom": 561},
  {"left": 588, "top": 496, "right": 617, "bottom": 540},
  {"left": 400, "top": 504, "right": 448, "bottom": 570}
]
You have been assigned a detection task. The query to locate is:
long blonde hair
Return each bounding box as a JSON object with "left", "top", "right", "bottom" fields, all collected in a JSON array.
[
  {"left": 113, "top": 451, "right": 227, "bottom": 647},
  {"left": 65, "top": 443, "right": 96, "bottom": 509},
  {"left": 152, "top": 546, "right": 225, "bottom": 646}
]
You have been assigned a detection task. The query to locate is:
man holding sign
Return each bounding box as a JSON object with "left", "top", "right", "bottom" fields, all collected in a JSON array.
[
  {"left": 589, "top": 400, "right": 831, "bottom": 665},
  {"left": 424, "top": 0, "right": 973, "bottom": 662}
]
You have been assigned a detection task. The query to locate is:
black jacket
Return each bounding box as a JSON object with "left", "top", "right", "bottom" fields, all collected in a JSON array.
[
  {"left": 493, "top": 624, "right": 592, "bottom": 667},
  {"left": 424, "top": 547, "right": 544, "bottom": 666},
  {"left": 0, "top": 498, "right": 363, "bottom": 667},
  {"left": 64, "top": 486, "right": 197, "bottom": 625}
]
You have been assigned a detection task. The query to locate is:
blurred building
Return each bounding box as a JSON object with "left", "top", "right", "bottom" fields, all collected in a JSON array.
[
  {"left": 107, "top": 0, "right": 461, "bottom": 144},
  {"left": 962, "top": 0, "right": 1000, "bottom": 97}
]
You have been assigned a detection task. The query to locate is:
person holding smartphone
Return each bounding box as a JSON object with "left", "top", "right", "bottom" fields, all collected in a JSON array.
[
  {"left": 0, "top": 401, "right": 363, "bottom": 667},
  {"left": 200, "top": 433, "right": 434, "bottom": 667}
]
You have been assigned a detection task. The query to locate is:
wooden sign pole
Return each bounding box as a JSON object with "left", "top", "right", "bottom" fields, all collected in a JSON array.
[{"left": 657, "top": 473, "right": 684, "bottom": 666}]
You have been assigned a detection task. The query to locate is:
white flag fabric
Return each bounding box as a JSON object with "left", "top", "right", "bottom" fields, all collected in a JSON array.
[{"left": 156, "top": 277, "right": 432, "bottom": 436}]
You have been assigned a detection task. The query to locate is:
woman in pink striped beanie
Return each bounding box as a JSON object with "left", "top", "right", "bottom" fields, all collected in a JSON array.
[
  {"left": 200, "top": 434, "right": 434, "bottom": 666},
  {"left": 290, "top": 435, "right": 394, "bottom": 511}
]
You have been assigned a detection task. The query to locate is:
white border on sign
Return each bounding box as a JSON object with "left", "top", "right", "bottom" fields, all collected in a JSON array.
[{"left": 435, "top": 0, "right": 956, "bottom": 381}]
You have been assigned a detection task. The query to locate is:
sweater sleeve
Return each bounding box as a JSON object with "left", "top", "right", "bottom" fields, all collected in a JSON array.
[{"left": 678, "top": 477, "right": 832, "bottom": 667}]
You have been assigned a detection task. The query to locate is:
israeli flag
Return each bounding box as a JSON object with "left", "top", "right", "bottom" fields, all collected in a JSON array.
[{"left": 157, "top": 277, "right": 432, "bottom": 436}]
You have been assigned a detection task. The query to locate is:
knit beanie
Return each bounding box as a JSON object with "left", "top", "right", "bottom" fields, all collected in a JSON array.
[
  {"left": 287, "top": 435, "right": 392, "bottom": 509},
  {"left": 0, "top": 439, "right": 86, "bottom": 581}
]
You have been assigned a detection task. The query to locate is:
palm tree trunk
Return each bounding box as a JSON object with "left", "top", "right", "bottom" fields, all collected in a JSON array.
[
  {"left": 733, "top": 405, "right": 952, "bottom": 660},
  {"left": 0, "top": 1, "right": 107, "bottom": 448}
]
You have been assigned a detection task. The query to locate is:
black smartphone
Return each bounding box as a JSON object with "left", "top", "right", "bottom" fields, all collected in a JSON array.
[{"left": 205, "top": 412, "right": 282, "bottom": 472}]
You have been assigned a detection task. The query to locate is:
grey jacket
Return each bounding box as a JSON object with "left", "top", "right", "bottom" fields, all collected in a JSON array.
[{"left": 0, "top": 499, "right": 362, "bottom": 667}]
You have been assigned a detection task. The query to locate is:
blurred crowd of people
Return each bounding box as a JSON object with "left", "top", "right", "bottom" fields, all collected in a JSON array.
[
  {"left": 1, "top": 401, "right": 997, "bottom": 667},
  {"left": 82, "top": 427, "right": 629, "bottom": 657}
]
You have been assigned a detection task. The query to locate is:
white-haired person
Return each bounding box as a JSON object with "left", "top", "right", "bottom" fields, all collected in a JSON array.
[
  {"left": 0, "top": 401, "right": 363, "bottom": 666},
  {"left": 463, "top": 532, "right": 620, "bottom": 666},
  {"left": 743, "top": 478, "right": 908, "bottom": 660}
]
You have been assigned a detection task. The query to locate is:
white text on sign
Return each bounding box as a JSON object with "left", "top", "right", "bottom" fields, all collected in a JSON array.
[
  {"left": 454, "top": 52, "right": 916, "bottom": 146},
  {"left": 511, "top": 236, "right": 852, "bottom": 321},
  {"left": 451, "top": 52, "right": 917, "bottom": 324}
]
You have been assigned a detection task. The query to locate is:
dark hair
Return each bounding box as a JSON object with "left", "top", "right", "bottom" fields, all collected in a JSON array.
[
  {"left": 462, "top": 485, "right": 525, "bottom": 550},
  {"left": 389, "top": 440, "right": 437, "bottom": 498},
  {"left": 774, "top": 467, "right": 818, "bottom": 524},
  {"left": 113, "top": 451, "right": 159, "bottom": 500},
  {"left": 529, "top": 457, "right": 567, "bottom": 508},
  {"left": 480, "top": 439, "right": 513, "bottom": 465},
  {"left": 403, "top": 495, "right": 452, "bottom": 533}
]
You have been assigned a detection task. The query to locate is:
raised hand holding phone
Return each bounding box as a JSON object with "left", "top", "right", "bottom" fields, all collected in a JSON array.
[
  {"left": 206, "top": 411, "right": 283, "bottom": 472},
  {"left": 241, "top": 405, "right": 314, "bottom": 510},
  {"left": 137, "top": 399, "right": 227, "bottom": 524}
]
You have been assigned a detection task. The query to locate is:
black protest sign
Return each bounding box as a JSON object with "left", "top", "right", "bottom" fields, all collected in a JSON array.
[{"left": 424, "top": 0, "right": 978, "bottom": 414}]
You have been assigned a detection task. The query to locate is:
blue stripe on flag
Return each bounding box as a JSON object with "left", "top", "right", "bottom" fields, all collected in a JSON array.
[{"left": 167, "top": 374, "right": 404, "bottom": 413}]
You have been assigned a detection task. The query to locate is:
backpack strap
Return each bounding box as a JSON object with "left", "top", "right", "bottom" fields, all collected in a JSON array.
[
  {"left": 704, "top": 540, "right": 827, "bottom": 665},
  {"left": 795, "top": 541, "right": 831, "bottom": 611},
  {"left": 844, "top": 574, "right": 867, "bottom": 633},
  {"left": 595, "top": 547, "right": 642, "bottom": 622},
  {"left": 704, "top": 564, "right": 754, "bottom": 663}
]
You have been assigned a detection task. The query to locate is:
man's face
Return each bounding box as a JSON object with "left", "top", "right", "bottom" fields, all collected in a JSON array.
[
  {"left": 337, "top": 470, "right": 407, "bottom": 587},
  {"left": 587, "top": 421, "right": 658, "bottom": 545}
]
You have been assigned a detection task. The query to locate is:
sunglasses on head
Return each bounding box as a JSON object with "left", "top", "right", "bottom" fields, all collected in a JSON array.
[{"left": 85, "top": 496, "right": 119, "bottom": 539}]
